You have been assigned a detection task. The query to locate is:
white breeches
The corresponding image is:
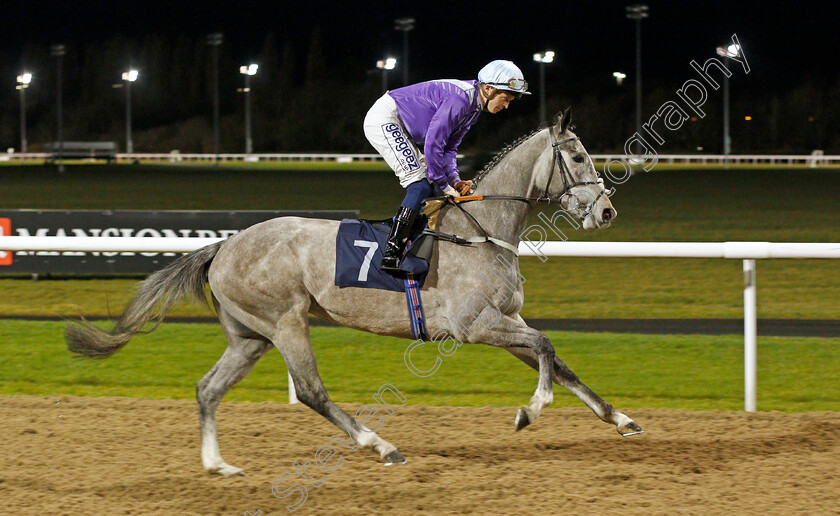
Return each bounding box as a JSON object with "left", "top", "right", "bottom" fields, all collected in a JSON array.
[{"left": 363, "top": 94, "right": 428, "bottom": 188}]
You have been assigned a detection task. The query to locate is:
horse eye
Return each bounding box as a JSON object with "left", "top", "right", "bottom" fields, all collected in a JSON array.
[{"left": 572, "top": 155, "right": 585, "bottom": 163}]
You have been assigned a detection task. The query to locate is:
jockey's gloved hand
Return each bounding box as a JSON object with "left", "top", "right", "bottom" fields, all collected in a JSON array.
[
  {"left": 442, "top": 185, "right": 460, "bottom": 197},
  {"left": 454, "top": 180, "right": 474, "bottom": 196}
]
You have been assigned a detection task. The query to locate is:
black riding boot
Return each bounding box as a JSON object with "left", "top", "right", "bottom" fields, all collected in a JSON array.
[{"left": 380, "top": 205, "right": 419, "bottom": 272}]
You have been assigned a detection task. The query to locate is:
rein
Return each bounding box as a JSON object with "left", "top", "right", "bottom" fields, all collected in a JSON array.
[{"left": 423, "top": 126, "right": 612, "bottom": 254}]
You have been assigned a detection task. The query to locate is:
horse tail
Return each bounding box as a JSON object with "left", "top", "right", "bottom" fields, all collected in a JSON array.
[{"left": 66, "top": 241, "right": 224, "bottom": 358}]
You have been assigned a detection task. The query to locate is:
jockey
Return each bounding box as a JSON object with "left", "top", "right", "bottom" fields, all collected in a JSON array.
[{"left": 364, "top": 59, "right": 530, "bottom": 272}]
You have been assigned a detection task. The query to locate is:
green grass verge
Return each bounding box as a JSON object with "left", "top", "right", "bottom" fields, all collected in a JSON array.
[
  {"left": 2, "top": 320, "right": 837, "bottom": 412},
  {"left": 1, "top": 164, "right": 839, "bottom": 225}
]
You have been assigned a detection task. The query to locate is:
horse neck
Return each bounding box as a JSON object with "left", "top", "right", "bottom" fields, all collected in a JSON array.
[{"left": 439, "top": 130, "right": 549, "bottom": 246}]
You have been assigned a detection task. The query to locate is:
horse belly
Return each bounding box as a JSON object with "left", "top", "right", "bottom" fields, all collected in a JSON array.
[{"left": 309, "top": 283, "right": 427, "bottom": 340}]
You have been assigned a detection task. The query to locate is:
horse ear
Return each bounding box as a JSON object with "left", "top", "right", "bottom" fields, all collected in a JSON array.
[{"left": 559, "top": 106, "right": 573, "bottom": 133}]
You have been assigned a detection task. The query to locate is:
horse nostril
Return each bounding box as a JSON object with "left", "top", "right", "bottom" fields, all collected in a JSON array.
[{"left": 602, "top": 208, "right": 613, "bottom": 222}]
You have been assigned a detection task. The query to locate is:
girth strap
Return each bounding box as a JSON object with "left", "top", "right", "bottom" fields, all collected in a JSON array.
[{"left": 404, "top": 275, "right": 427, "bottom": 341}]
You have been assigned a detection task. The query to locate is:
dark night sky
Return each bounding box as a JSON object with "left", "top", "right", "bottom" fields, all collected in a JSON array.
[{"left": 4, "top": 1, "right": 838, "bottom": 95}]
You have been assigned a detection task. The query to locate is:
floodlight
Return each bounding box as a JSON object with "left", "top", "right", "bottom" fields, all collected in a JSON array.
[
  {"left": 625, "top": 4, "right": 649, "bottom": 19},
  {"left": 613, "top": 71, "right": 626, "bottom": 85},
  {"left": 377, "top": 58, "right": 397, "bottom": 70},
  {"left": 533, "top": 51, "right": 554, "bottom": 64},
  {"left": 716, "top": 44, "right": 742, "bottom": 58},
  {"left": 715, "top": 41, "right": 743, "bottom": 168},
  {"left": 240, "top": 64, "right": 259, "bottom": 76}
]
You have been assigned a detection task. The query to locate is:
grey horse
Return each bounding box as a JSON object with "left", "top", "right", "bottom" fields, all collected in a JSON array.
[{"left": 67, "top": 109, "right": 643, "bottom": 477}]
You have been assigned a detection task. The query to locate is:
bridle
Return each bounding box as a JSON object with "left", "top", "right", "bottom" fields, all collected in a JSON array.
[
  {"left": 452, "top": 125, "right": 613, "bottom": 215},
  {"left": 422, "top": 124, "right": 614, "bottom": 255},
  {"left": 541, "top": 125, "right": 614, "bottom": 220}
]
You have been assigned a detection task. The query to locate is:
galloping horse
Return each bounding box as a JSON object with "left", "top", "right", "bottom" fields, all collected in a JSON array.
[{"left": 67, "top": 109, "right": 643, "bottom": 477}]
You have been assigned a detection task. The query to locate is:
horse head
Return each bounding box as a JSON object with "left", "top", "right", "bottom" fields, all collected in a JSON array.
[{"left": 543, "top": 107, "right": 616, "bottom": 230}]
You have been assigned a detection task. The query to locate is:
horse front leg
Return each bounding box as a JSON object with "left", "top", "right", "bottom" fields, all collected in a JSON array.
[
  {"left": 464, "top": 313, "right": 556, "bottom": 431},
  {"left": 514, "top": 341, "right": 556, "bottom": 431},
  {"left": 504, "top": 343, "right": 644, "bottom": 437}
]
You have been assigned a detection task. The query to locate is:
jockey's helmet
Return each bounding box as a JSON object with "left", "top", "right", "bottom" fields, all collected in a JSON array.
[{"left": 478, "top": 60, "right": 531, "bottom": 98}]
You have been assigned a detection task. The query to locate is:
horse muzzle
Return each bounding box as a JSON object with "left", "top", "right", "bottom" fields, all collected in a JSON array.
[{"left": 582, "top": 206, "right": 616, "bottom": 230}]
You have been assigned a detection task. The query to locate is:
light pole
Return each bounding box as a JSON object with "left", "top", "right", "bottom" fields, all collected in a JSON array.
[
  {"left": 51, "top": 44, "right": 66, "bottom": 172},
  {"left": 122, "top": 70, "right": 138, "bottom": 154},
  {"left": 394, "top": 17, "right": 415, "bottom": 86},
  {"left": 626, "top": 4, "right": 648, "bottom": 152},
  {"left": 533, "top": 51, "right": 555, "bottom": 126},
  {"left": 239, "top": 64, "right": 258, "bottom": 154},
  {"left": 16, "top": 73, "right": 32, "bottom": 154},
  {"left": 717, "top": 43, "right": 742, "bottom": 169},
  {"left": 376, "top": 58, "right": 397, "bottom": 94},
  {"left": 206, "top": 33, "right": 223, "bottom": 161}
]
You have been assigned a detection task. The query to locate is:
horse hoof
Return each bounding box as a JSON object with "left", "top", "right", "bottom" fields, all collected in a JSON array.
[
  {"left": 514, "top": 407, "right": 531, "bottom": 431},
  {"left": 617, "top": 421, "right": 644, "bottom": 437},
  {"left": 207, "top": 464, "right": 245, "bottom": 477},
  {"left": 383, "top": 450, "right": 406, "bottom": 466}
]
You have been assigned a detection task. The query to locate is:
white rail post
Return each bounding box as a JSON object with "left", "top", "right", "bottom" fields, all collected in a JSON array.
[
  {"left": 743, "top": 259, "right": 757, "bottom": 412},
  {"left": 288, "top": 371, "right": 299, "bottom": 404}
]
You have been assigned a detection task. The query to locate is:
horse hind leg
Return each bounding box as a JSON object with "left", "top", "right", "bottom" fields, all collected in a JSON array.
[
  {"left": 550, "top": 353, "right": 643, "bottom": 436},
  {"left": 198, "top": 303, "right": 273, "bottom": 477},
  {"left": 274, "top": 308, "right": 406, "bottom": 465}
]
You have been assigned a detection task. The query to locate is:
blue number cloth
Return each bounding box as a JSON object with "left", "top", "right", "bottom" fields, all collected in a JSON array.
[{"left": 334, "top": 219, "right": 430, "bottom": 292}]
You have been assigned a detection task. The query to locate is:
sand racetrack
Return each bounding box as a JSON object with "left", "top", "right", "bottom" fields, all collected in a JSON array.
[{"left": 1, "top": 395, "right": 838, "bottom": 515}]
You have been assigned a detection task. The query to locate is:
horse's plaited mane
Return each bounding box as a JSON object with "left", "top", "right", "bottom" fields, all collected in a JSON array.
[{"left": 472, "top": 128, "right": 540, "bottom": 187}]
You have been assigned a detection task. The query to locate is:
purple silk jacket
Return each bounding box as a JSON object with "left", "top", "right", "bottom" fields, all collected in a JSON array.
[{"left": 387, "top": 79, "right": 482, "bottom": 188}]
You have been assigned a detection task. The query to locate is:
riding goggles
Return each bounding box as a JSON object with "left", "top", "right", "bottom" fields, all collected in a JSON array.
[{"left": 486, "top": 78, "right": 530, "bottom": 96}]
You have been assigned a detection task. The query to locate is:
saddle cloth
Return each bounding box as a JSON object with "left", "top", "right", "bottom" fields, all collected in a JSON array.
[{"left": 335, "top": 219, "right": 430, "bottom": 292}]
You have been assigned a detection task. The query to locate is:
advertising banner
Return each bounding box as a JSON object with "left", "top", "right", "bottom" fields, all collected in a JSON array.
[{"left": 0, "top": 210, "right": 357, "bottom": 274}]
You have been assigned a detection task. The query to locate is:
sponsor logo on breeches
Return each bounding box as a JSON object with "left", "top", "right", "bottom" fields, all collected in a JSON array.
[{"left": 382, "top": 123, "right": 420, "bottom": 173}]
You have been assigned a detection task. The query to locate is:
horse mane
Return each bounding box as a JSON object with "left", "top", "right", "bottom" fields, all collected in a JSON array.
[{"left": 472, "top": 128, "right": 541, "bottom": 187}]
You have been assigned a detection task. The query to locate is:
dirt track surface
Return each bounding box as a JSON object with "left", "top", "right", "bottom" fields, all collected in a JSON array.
[{"left": 1, "top": 396, "right": 838, "bottom": 515}]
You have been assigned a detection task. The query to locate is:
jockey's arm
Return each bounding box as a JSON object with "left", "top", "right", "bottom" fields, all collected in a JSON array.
[{"left": 424, "top": 95, "right": 472, "bottom": 192}]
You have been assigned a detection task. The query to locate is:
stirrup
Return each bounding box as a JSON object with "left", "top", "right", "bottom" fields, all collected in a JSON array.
[{"left": 380, "top": 254, "right": 402, "bottom": 272}]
